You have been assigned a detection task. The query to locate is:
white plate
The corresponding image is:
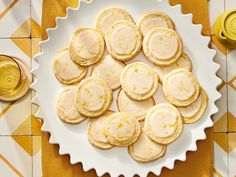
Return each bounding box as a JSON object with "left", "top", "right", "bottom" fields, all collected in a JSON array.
[{"left": 32, "top": 0, "right": 221, "bottom": 176}]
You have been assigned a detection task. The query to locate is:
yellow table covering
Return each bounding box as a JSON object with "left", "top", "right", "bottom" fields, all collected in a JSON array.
[{"left": 41, "top": 0, "right": 212, "bottom": 176}]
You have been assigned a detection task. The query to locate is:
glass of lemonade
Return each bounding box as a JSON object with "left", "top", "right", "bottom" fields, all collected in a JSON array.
[{"left": 0, "top": 55, "right": 32, "bottom": 101}]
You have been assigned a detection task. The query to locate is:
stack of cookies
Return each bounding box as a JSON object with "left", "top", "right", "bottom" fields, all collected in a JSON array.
[{"left": 53, "top": 7, "right": 208, "bottom": 163}]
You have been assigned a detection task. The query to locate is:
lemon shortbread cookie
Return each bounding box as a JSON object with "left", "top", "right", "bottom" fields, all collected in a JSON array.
[
  {"left": 87, "top": 111, "right": 114, "bottom": 149},
  {"left": 128, "top": 128, "right": 166, "bottom": 163},
  {"left": 104, "top": 112, "right": 141, "bottom": 146},
  {"left": 75, "top": 77, "right": 113, "bottom": 117},
  {"left": 155, "top": 52, "right": 192, "bottom": 83},
  {"left": 163, "top": 69, "right": 200, "bottom": 106},
  {"left": 53, "top": 48, "right": 88, "bottom": 85},
  {"left": 92, "top": 55, "right": 125, "bottom": 90},
  {"left": 105, "top": 20, "right": 142, "bottom": 61},
  {"left": 177, "top": 88, "right": 208, "bottom": 124},
  {"left": 57, "top": 86, "right": 86, "bottom": 124},
  {"left": 144, "top": 103, "right": 183, "bottom": 144},
  {"left": 96, "top": 8, "right": 134, "bottom": 36},
  {"left": 117, "top": 90, "right": 155, "bottom": 121},
  {"left": 69, "top": 28, "right": 105, "bottom": 66},
  {"left": 143, "top": 27, "right": 183, "bottom": 66},
  {"left": 138, "top": 11, "right": 175, "bottom": 36},
  {"left": 120, "top": 62, "right": 159, "bottom": 100}
]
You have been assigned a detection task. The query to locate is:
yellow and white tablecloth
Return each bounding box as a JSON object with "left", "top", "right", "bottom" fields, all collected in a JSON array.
[{"left": 0, "top": 0, "right": 235, "bottom": 177}]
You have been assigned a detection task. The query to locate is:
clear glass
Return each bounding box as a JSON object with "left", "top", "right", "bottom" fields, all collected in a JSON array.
[{"left": 0, "top": 54, "right": 32, "bottom": 101}]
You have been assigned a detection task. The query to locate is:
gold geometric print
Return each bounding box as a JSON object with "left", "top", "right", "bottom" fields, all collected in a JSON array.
[
  {"left": 32, "top": 115, "right": 42, "bottom": 136},
  {"left": 217, "top": 80, "right": 226, "bottom": 91},
  {"left": 228, "top": 112, "right": 236, "bottom": 132},
  {"left": 11, "top": 38, "right": 31, "bottom": 58},
  {"left": 214, "top": 133, "right": 228, "bottom": 152},
  {"left": 0, "top": 153, "right": 23, "bottom": 177},
  {"left": 0, "top": 102, "right": 15, "bottom": 118},
  {"left": 31, "top": 17, "right": 41, "bottom": 38},
  {"left": 229, "top": 76, "right": 236, "bottom": 91},
  {"left": 11, "top": 136, "right": 32, "bottom": 156},
  {"left": 214, "top": 112, "right": 227, "bottom": 132},
  {"left": 228, "top": 134, "right": 236, "bottom": 153},
  {"left": 31, "top": 38, "right": 41, "bottom": 57},
  {"left": 213, "top": 168, "right": 223, "bottom": 177},
  {"left": 11, "top": 18, "right": 30, "bottom": 38},
  {"left": 12, "top": 116, "right": 31, "bottom": 135},
  {"left": 33, "top": 136, "right": 41, "bottom": 156},
  {"left": 0, "top": 0, "right": 19, "bottom": 20}
]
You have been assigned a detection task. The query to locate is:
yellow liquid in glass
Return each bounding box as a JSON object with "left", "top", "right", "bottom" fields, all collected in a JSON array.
[{"left": 0, "top": 60, "right": 21, "bottom": 92}]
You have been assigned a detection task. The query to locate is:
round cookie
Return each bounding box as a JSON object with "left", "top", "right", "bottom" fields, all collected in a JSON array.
[
  {"left": 96, "top": 8, "right": 134, "bottom": 36},
  {"left": 177, "top": 88, "right": 208, "bottom": 124},
  {"left": 75, "top": 77, "right": 113, "bottom": 117},
  {"left": 105, "top": 20, "right": 142, "bottom": 61},
  {"left": 143, "top": 27, "right": 183, "bottom": 66},
  {"left": 120, "top": 62, "right": 159, "bottom": 100},
  {"left": 87, "top": 111, "right": 114, "bottom": 149},
  {"left": 128, "top": 128, "right": 166, "bottom": 163},
  {"left": 138, "top": 11, "right": 175, "bottom": 36},
  {"left": 144, "top": 103, "right": 183, "bottom": 145},
  {"left": 104, "top": 112, "right": 141, "bottom": 146},
  {"left": 56, "top": 86, "right": 86, "bottom": 124},
  {"left": 117, "top": 90, "right": 155, "bottom": 121},
  {"left": 162, "top": 69, "right": 200, "bottom": 106},
  {"left": 155, "top": 52, "right": 192, "bottom": 83},
  {"left": 92, "top": 55, "right": 125, "bottom": 90},
  {"left": 53, "top": 48, "right": 87, "bottom": 85},
  {"left": 69, "top": 28, "right": 105, "bottom": 66}
]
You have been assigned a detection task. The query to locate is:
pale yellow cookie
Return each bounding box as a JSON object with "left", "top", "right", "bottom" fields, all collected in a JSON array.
[
  {"left": 69, "top": 28, "right": 105, "bottom": 66},
  {"left": 162, "top": 69, "right": 200, "bottom": 106},
  {"left": 75, "top": 77, "right": 113, "bottom": 117},
  {"left": 57, "top": 86, "right": 87, "bottom": 124},
  {"left": 96, "top": 8, "right": 134, "bottom": 36},
  {"left": 177, "top": 88, "right": 208, "bottom": 124},
  {"left": 128, "top": 128, "right": 166, "bottom": 163},
  {"left": 117, "top": 90, "right": 155, "bottom": 121},
  {"left": 53, "top": 48, "right": 87, "bottom": 85},
  {"left": 87, "top": 111, "right": 114, "bottom": 149},
  {"left": 104, "top": 112, "right": 141, "bottom": 146},
  {"left": 92, "top": 55, "right": 125, "bottom": 90},
  {"left": 120, "top": 62, "right": 159, "bottom": 100},
  {"left": 105, "top": 20, "right": 142, "bottom": 61},
  {"left": 144, "top": 103, "right": 183, "bottom": 145},
  {"left": 143, "top": 27, "right": 183, "bottom": 66},
  {"left": 138, "top": 11, "right": 175, "bottom": 36},
  {"left": 155, "top": 52, "right": 192, "bottom": 83}
]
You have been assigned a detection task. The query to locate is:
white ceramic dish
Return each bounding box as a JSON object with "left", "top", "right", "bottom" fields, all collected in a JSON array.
[{"left": 31, "top": 0, "right": 221, "bottom": 176}]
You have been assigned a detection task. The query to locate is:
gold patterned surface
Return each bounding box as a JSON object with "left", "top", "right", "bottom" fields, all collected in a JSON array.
[{"left": 0, "top": 0, "right": 235, "bottom": 177}]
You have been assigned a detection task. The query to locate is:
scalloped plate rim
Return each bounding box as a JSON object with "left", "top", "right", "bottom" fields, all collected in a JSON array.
[{"left": 31, "top": 0, "right": 221, "bottom": 176}]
